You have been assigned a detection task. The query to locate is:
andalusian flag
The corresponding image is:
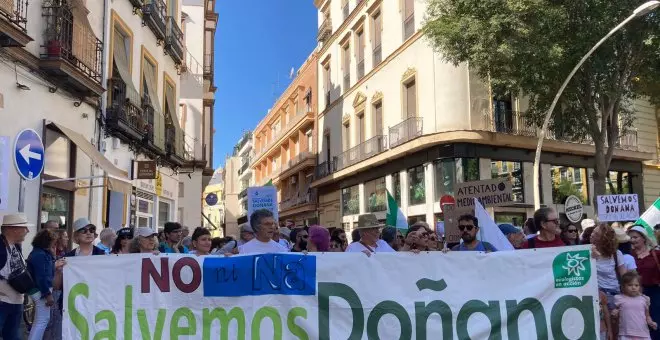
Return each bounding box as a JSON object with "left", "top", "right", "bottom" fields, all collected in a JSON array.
[
  {"left": 386, "top": 189, "right": 408, "bottom": 230},
  {"left": 264, "top": 179, "right": 273, "bottom": 186},
  {"left": 635, "top": 198, "right": 660, "bottom": 245}
]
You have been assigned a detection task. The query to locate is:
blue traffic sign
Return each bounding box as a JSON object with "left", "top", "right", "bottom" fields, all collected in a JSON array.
[
  {"left": 14, "top": 129, "right": 44, "bottom": 180},
  {"left": 205, "top": 193, "right": 218, "bottom": 206}
]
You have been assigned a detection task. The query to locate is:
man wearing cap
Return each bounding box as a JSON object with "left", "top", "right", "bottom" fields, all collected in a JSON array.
[
  {"left": 96, "top": 228, "right": 116, "bottom": 255},
  {"left": 498, "top": 223, "right": 525, "bottom": 249},
  {"left": 239, "top": 209, "right": 288, "bottom": 254},
  {"left": 159, "top": 222, "right": 188, "bottom": 253},
  {"left": 238, "top": 223, "right": 255, "bottom": 246},
  {"left": 450, "top": 214, "right": 497, "bottom": 252},
  {"left": 345, "top": 214, "right": 395, "bottom": 255},
  {"left": 65, "top": 218, "right": 106, "bottom": 257},
  {"left": 0, "top": 213, "right": 31, "bottom": 339}
]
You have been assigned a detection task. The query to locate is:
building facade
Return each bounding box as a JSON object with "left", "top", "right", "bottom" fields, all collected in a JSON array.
[
  {"left": 202, "top": 167, "right": 223, "bottom": 237},
  {"left": 222, "top": 151, "right": 242, "bottom": 237},
  {"left": 236, "top": 131, "right": 254, "bottom": 222},
  {"left": 312, "top": 0, "right": 657, "bottom": 233},
  {"left": 252, "top": 53, "right": 318, "bottom": 226}
]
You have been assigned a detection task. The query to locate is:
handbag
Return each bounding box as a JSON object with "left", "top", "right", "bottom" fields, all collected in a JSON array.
[{"left": 3, "top": 239, "right": 35, "bottom": 294}]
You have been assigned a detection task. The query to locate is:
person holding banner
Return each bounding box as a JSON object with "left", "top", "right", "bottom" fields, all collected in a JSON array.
[
  {"left": 520, "top": 208, "right": 566, "bottom": 249},
  {"left": 190, "top": 227, "right": 212, "bottom": 255},
  {"left": 450, "top": 214, "right": 497, "bottom": 252},
  {"left": 111, "top": 228, "right": 133, "bottom": 255},
  {"left": 239, "top": 209, "right": 289, "bottom": 254},
  {"left": 345, "top": 214, "right": 395, "bottom": 255},
  {"left": 307, "top": 225, "right": 330, "bottom": 252},
  {"left": 158, "top": 222, "right": 188, "bottom": 253},
  {"left": 65, "top": 219, "right": 106, "bottom": 257},
  {"left": 130, "top": 228, "right": 160, "bottom": 254}
]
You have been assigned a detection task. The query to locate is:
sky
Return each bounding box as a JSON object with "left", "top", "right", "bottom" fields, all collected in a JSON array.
[{"left": 212, "top": 0, "right": 318, "bottom": 169}]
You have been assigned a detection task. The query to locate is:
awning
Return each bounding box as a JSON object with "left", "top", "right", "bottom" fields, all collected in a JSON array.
[{"left": 50, "top": 122, "right": 132, "bottom": 195}]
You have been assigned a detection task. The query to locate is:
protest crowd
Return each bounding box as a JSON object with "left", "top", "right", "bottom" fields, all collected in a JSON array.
[{"left": 1, "top": 205, "right": 660, "bottom": 340}]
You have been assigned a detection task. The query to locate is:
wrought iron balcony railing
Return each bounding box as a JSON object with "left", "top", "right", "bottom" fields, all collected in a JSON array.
[
  {"left": 337, "top": 135, "right": 387, "bottom": 170},
  {"left": 106, "top": 78, "right": 146, "bottom": 142},
  {"left": 315, "top": 157, "right": 337, "bottom": 180},
  {"left": 165, "top": 16, "right": 183, "bottom": 64},
  {"left": 389, "top": 117, "right": 422, "bottom": 148},
  {"left": 0, "top": 0, "right": 28, "bottom": 31},
  {"left": 317, "top": 18, "right": 332, "bottom": 42},
  {"left": 142, "top": 0, "right": 166, "bottom": 41}
]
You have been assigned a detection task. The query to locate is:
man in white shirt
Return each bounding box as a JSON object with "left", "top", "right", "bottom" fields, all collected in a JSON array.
[
  {"left": 346, "top": 213, "right": 395, "bottom": 255},
  {"left": 0, "top": 213, "right": 31, "bottom": 340},
  {"left": 239, "top": 209, "right": 289, "bottom": 254}
]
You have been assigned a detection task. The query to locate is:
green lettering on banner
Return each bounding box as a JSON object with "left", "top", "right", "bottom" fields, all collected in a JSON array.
[
  {"left": 137, "top": 309, "right": 166, "bottom": 340},
  {"left": 287, "top": 307, "right": 309, "bottom": 340},
  {"left": 366, "top": 301, "right": 412, "bottom": 340},
  {"left": 124, "top": 285, "right": 132, "bottom": 340},
  {"left": 171, "top": 307, "right": 196, "bottom": 337},
  {"left": 505, "top": 299, "right": 548, "bottom": 340},
  {"left": 69, "top": 283, "right": 90, "bottom": 340},
  {"left": 203, "top": 307, "right": 246, "bottom": 340},
  {"left": 251, "top": 307, "right": 282, "bottom": 340},
  {"left": 318, "top": 282, "right": 364, "bottom": 340},
  {"left": 93, "top": 311, "right": 116, "bottom": 340},
  {"left": 456, "top": 300, "right": 502, "bottom": 340},
  {"left": 415, "top": 300, "right": 453, "bottom": 339},
  {"left": 550, "top": 296, "right": 595, "bottom": 340}
]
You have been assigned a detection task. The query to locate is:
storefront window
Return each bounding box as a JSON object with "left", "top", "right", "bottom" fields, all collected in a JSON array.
[
  {"left": 408, "top": 165, "right": 426, "bottom": 206},
  {"left": 551, "top": 166, "right": 589, "bottom": 204},
  {"left": 41, "top": 187, "right": 69, "bottom": 229},
  {"left": 365, "top": 177, "right": 387, "bottom": 212},
  {"left": 341, "top": 185, "right": 359, "bottom": 216},
  {"left": 434, "top": 158, "right": 479, "bottom": 200},
  {"left": 494, "top": 212, "right": 526, "bottom": 227},
  {"left": 491, "top": 161, "right": 524, "bottom": 203},
  {"left": 137, "top": 192, "right": 154, "bottom": 228},
  {"left": 158, "top": 201, "right": 171, "bottom": 228},
  {"left": 606, "top": 171, "right": 632, "bottom": 194},
  {"left": 392, "top": 172, "right": 401, "bottom": 205}
]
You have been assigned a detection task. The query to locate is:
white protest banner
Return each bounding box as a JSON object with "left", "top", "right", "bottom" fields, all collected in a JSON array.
[
  {"left": 0, "top": 136, "right": 8, "bottom": 211},
  {"left": 597, "top": 194, "right": 639, "bottom": 222},
  {"left": 63, "top": 247, "right": 599, "bottom": 339},
  {"left": 455, "top": 178, "right": 513, "bottom": 211},
  {"left": 247, "top": 186, "right": 278, "bottom": 222}
]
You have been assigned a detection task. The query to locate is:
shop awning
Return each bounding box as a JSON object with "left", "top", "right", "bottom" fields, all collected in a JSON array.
[{"left": 50, "top": 122, "right": 132, "bottom": 195}]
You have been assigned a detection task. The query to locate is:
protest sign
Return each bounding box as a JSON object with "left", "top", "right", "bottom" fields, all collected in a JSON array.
[
  {"left": 64, "top": 248, "right": 599, "bottom": 339},
  {"left": 455, "top": 179, "right": 513, "bottom": 211},
  {"left": 247, "top": 186, "right": 278, "bottom": 222},
  {"left": 597, "top": 194, "right": 639, "bottom": 222}
]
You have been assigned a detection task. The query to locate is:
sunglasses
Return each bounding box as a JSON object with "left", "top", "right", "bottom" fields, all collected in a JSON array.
[
  {"left": 118, "top": 235, "right": 133, "bottom": 239},
  {"left": 78, "top": 227, "right": 96, "bottom": 234},
  {"left": 567, "top": 229, "right": 578, "bottom": 233},
  {"left": 458, "top": 225, "right": 475, "bottom": 231}
]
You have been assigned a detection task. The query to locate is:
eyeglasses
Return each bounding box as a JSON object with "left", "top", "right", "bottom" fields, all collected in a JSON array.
[
  {"left": 79, "top": 227, "right": 96, "bottom": 234},
  {"left": 458, "top": 225, "right": 475, "bottom": 231}
]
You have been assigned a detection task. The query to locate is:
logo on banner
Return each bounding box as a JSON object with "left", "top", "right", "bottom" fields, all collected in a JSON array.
[{"left": 553, "top": 250, "right": 591, "bottom": 288}]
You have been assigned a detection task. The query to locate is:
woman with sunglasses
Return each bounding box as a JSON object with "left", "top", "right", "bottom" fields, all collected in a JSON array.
[
  {"left": 111, "top": 228, "right": 133, "bottom": 255},
  {"left": 560, "top": 223, "right": 581, "bottom": 246},
  {"left": 64, "top": 218, "right": 106, "bottom": 257}
]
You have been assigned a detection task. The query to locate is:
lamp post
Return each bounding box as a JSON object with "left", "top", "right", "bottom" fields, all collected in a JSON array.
[{"left": 532, "top": 1, "right": 660, "bottom": 210}]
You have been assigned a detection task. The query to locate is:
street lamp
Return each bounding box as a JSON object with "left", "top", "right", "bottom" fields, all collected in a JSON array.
[{"left": 532, "top": 1, "right": 660, "bottom": 210}]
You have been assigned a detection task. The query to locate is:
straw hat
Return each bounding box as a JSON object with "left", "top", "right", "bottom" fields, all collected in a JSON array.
[
  {"left": 356, "top": 214, "right": 386, "bottom": 229},
  {"left": 0, "top": 213, "right": 32, "bottom": 228}
]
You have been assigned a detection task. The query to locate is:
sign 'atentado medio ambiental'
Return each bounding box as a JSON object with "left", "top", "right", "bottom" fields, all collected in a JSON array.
[
  {"left": 63, "top": 247, "right": 599, "bottom": 339},
  {"left": 455, "top": 178, "right": 513, "bottom": 210}
]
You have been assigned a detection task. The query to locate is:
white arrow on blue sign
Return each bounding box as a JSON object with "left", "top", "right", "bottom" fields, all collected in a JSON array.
[{"left": 14, "top": 128, "right": 44, "bottom": 181}]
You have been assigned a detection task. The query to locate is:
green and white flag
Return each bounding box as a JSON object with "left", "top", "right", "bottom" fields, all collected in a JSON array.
[
  {"left": 635, "top": 198, "right": 660, "bottom": 245},
  {"left": 386, "top": 189, "right": 408, "bottom": 230}
]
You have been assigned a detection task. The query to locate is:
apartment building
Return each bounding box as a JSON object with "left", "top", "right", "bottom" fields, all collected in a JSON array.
[
  {"left": 178, "top": 0, "right": 218, "bottom": 228},
  {"left": 236, "top": 131, "right": 254, "bottom": 221},
  {"left": 222, "top": 152, "right": 242, "bottom": 237},
  {"left": 252, "top": 53, "right": 318, "bottom": 226},
  {"left": 312, "top": 0, "right": 657, "bottom": 231}
]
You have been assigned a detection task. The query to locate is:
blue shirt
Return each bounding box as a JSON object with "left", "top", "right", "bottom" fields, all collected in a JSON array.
[
  {"left": 97, "top": 243, "right": 111, "bottom": 254},
  {"left": 158, "top": 242, "right": 189, "bottom": 254},
  {"left": 452, "top": 241, "right": 497, "bottom": 252}
]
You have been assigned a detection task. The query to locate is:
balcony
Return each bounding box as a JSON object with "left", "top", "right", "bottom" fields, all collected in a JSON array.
[
  {"left": 165, "top": 16, "right": 183, "bottom": 65},
  {"left": 337, "top": 135, "right": 387, "bottom": 170},
  {"left": 141, "top": 96, "right": 165, "bottom": 156},
  {"left": 41, "top": 1, "right": 103, "bottom": 96},
  {"left": 238, "top": 158, "right": 251, "bottom": 175},
  {"left": 0, "top": 0, "right": 31, "bottom": 47},
  {"left": 253, "top": 110, "right": 312, "bottom": 161},
  {"left": 315, "top": 157, "right": 337, "bottom": 180},
  {"left": 105, "top": 78, "right": 146, "bottom": 143},
  {"left": 373, "top": 45, "right": 382, "bottom": 66},
  {"left": 128, "top": 0, "right": 143, "bottom": 10},
  {"left": 165, "top": 125, "right": 186, "bottom": 167},
  {"left": 279, "top": 151, "right": 315, "bottom": 178},
  {"left": 235, "top": 131, "right": 252, "bottom": 154},
  {"left": 203, "top": 53, "right": 213, "bottom": 78},
  {"left": 238, "top": 187, "right": 248, "bottom": 200},
  {"left": 389, "top": 117, "right": 423, "bottom": 148},
  {"left": 317, "top": 18, "right": 332, "bottom": 43},
  {"left": 142, "top": 0, "right": 166, "bottom": 42},
  {"left": 280, "top": 189, "right": 317, "bottom": 212},
  {"left": 357, "top": 60, "right": 365, "bottom": 80}
]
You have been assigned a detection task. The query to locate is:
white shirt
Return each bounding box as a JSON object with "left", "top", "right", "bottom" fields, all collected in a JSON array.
[
  {"left": 622, "top": 253, "right": 637, "bottom": 271},
  {"left": 345, "top": 240, "right": 395, "bottom": 253},
  {"left": 596, "top": 250, "right": 625, "bottom": 291},
  {"left": 0, "top": 244, "right": 25, "bottom": 304},
  {"left": 239, "top": 239, "right": 289, "bottom": 254}
]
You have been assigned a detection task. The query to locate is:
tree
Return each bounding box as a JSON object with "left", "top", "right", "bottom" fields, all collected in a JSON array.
[{"left": 423, "top": 0, "right": 660, "bottom": 208}]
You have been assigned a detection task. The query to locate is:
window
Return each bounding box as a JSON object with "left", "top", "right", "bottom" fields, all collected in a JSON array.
[
  {"left": 323, "top": 63, "right": 331, "bottom": 109},
  {"left": 111, "top": 25, "right": 139, "bottom": 103},
  {"left": 491, "top": 161, "right": 524, "bottom": 203},
  {"left": 357, "top": 113, "right": 365, "bottom": 144},
  {"left": 343, "top": 121, "right": 350, "bottom": 151},
  {"left": 178, "top": 182, "right": 184, "bottom": 197},
  {"left": 408, "top": 165, "right": 426, "bottom": 205},
  {"left": 372, "top": 101, "right": 383, "bottom": 136},
  {"left": 392, "top": 172, "right": 401, "bottom": 205},
  {"left": 365, "top": 177, "right": 387, "bottom": 212},
  {"left": 158, "top": 201, "right": 171, "bottom": 227},
  {"left": 342, "top": 0, "right": 349, "bottom": 20},
  {"left": 342, "top": 43, "right": 351, "bottom": 92},
  {"left": 372, "top": 10, "right": 382, "bottom": 66},
  {"left": 325, "top": 134, "right": 331, "bottom": 165},
  {"left": 404, "top": 80, "right": 416, "bottom": 118},
  {"left": 606, "top": 171, "right": 632, "bottom": 194},
  {"left": 551, "top": 166, "right": 589, "bottom": 204},
  {"left": 167, "top": 0, "right": 177, "bottom": 18},
  {"left": 272, "top": 119, "right": 281, "bottom": 135},
  {"left": 356, "top": 29, "right": 365, "bottom": 80},
  {"left": 137, "top": 191, "right": 154, "bottom": 229},
  {"left": 306, "top": 130, "right": 313, "bottom": 153},
  {"left": 403, "top": 0, "right": 415, "bottom": 40},
  {"left": 434, "top": 158, "right": 479, "bottom": 200},
  {"left": 342, "top": 185, "right": 359, "bottom": 215},
  {"left": 305, "top": 90, "right": 312, "bottom": 112}
]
